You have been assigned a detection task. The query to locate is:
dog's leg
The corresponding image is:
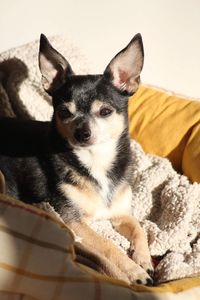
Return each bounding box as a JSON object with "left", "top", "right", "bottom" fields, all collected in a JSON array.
[
  {"left": 67, "top": 219, "right": 153, "bottom": 285},
  {"left": 0, "top": 170, "right": 5, "bottom": 194},
  {"left": 74, "top": 241, "right": 126, "bottom": 279},
  {"left": 111, "top": 215, "right": 154, "bottom": 277}
]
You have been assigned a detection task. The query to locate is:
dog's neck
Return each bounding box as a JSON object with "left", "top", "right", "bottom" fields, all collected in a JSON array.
[
  {"left": 73, "top": 130, "right": 131, "bottom": 199},
  {"left": 74, "top": 138, "right": 118, "bottom": 174},
  {"left": 50, "top": 125, "right": 132, "bottom": 199},
  {"left": 74, "top": 138, "right": 120, "bottom": 201}
]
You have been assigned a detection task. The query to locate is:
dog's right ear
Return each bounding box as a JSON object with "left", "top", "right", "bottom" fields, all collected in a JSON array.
[{"left": 39, "top": 34, "right": 73, "bottom": 94}]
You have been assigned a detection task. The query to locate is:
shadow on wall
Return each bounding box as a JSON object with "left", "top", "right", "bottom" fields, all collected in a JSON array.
[{"left": 0, "top": 58, "right": 31, "bottom": 119}]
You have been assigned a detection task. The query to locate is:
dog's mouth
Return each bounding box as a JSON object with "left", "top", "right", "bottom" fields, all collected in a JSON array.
[
  {"left": 69, "top": 136, "right": 96, "bottom": 148},
  {"left": 69, "top": 135, "right": 115, "bottom": 150}
]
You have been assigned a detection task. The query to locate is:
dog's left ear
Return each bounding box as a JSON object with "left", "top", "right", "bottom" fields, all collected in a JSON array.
[
  {"left": 104, "top": 33, "right": 144, "bottom": 95},
  {"left": 39, "top": 34, "right": 73, "bottom": 94}
]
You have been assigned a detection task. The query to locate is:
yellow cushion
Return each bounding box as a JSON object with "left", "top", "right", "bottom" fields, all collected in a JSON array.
[{"left": 128, "top": 85, "right": 200, "bottom": 183}]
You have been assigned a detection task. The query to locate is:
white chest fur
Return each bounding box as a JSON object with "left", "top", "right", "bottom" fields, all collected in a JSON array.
[
  {"left": 74, "top": 140, "right": 117, "bottom": 200},
  {"left": 59, "top": 140, "right": 132, "bottom": 220}
]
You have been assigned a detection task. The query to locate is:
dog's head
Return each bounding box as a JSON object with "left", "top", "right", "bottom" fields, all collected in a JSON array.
[{"left": 39, "top": 34, "right": 144, "bottom": 148}]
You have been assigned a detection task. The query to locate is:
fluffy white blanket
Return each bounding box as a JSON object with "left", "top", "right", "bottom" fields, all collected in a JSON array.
[
  {"left": 0, "top": 37, "right": 200, "bottom": 283},
  {"left": 91, "top": 141, "right": 200, "bottom": 282}
]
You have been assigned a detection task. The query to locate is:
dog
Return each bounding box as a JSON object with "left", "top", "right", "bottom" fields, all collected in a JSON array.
[{"left": 0, "top": 33, "right": 154, "bottom": 285}]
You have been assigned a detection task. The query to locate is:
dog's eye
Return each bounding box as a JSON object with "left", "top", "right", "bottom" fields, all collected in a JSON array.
[
  {"left": 57, "top": 108, "right": 72, "bottom": 120},
  {"left": 99, "top": 107, "right": 113, "bottom": 117}
]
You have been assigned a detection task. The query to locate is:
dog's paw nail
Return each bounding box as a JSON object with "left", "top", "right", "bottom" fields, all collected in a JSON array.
[
  {"left": 136, "top": 279, "right": 142, "bottom": 284},
  {"left": 147, "top": 269, "right": 154, "bottom": 278},
  {"left": 136, "top": 276, "right": 154, "bottom": 286},
  {"left": 146, "top": 277, "right": 154, "bottom": 286}
]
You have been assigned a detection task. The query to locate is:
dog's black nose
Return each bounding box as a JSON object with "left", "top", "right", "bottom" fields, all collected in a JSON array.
[{"left": 74, "top": 127, "right": 91, "bottom": 143}]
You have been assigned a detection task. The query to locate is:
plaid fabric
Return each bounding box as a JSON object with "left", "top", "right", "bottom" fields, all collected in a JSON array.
[{"left": 0, "top": 194, "right": 200, "bottom": 300}]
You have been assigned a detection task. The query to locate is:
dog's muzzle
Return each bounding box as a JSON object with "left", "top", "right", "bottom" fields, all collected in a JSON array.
[{"left": 74, "top": 119, "right": 91, "bottom": 144}]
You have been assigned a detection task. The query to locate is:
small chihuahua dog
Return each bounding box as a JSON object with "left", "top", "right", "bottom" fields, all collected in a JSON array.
[{"left": 0, "top": 34, "right": 154, "bottom": 285}]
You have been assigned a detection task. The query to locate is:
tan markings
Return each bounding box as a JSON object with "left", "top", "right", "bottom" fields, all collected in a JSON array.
[
  {"left": 91, "top": 100, "right": 104, "bottom": 113},
  {"left": 55, "top": 113, "right": 74, "bottom": 142},
  {"left": 59, "top": 167, "right": 104, "bottom": 220},
  {"left": 111, "top": 215, "right": 145, "bottom": 243},
  {"left": 111, "top": 215, "right": 153, "bottom": 272},
  {"left": 56, "top": 99, "right": 125, "bottom": 147},
  {"left": 0, "top": 170, "right": 5, "bottom": 194},
  {"left": 74, "top": 241, "right": 125, "bottom": 278},
  {"left": 68, "top": 220, "right": 151, "bottom": 284},
  {"left": 61, "top": 173, "right": 132, "bottom": 221},
  {"left": 60, "top": 178, "right": 103, "bottom": 220},
  {"left": 65, "top": 102, "right": 76, "bottom": 114},
  {"left": 109, "top": 183, "right": 132, "bottom": 217},
  {"left": 55, "top": 102, "right": 76, "bottom": 142}
]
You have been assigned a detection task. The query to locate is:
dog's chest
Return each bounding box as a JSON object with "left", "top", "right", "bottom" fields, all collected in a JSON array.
[
  {"left": 74, "top": 143, "right": 116, "bottom": 200},
  {"left": 60, "top": 177, "right": 132, "bottom": 220},
  {"left": 59, "top": 142, "right": 132, "bottom": 220}
]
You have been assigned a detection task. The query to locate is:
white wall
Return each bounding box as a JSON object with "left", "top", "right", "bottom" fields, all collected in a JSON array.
[{"left": 1, "top": 0, "right": 200, "bottom": 98}]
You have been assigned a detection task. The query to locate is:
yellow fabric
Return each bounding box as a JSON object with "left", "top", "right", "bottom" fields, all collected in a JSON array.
[{"left": 128, "top": 85, "right": 200, "bottom": 183}]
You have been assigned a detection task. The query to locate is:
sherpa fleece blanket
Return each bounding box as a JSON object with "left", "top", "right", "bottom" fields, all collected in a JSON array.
[{"left": 0, "top": 36, "right": 200, "bottom": 284}]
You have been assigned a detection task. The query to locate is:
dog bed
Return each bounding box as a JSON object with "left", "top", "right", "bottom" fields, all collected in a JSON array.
[
  {"left": 129, "top": 85, "right": 200, "bottom": 183},
  {"left": 0, "top": 36, "right": 200, "bottom": 299}
]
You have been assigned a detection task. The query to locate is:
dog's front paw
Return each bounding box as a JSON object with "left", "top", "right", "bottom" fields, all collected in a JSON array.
[
  {"left": 127, "top": 263, "right": 154, "bottom": 286},
  {"left": 131, "top": 251, "right": 154, "bottom": 278}
]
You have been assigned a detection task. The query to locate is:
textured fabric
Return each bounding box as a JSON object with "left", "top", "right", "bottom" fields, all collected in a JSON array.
[
  {"left": 128, "top": 85, "right": 200, "bottom": 182},
  {"left": 1, "top": 194, "right": 200, "bottom": 300}
]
